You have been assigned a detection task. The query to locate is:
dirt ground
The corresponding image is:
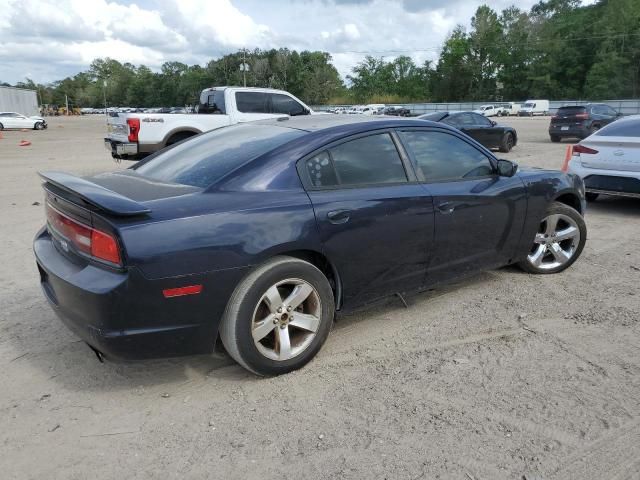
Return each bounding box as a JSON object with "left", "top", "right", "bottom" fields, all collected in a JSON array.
[{"left": 1, "top": 116, "right": 639, "bottom": 480}]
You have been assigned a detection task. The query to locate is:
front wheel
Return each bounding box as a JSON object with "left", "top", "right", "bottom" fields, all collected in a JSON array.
[
  {"left": 0, "top": 122, "right": 4, "bottom": 130},
  {"left": 34, "top": 122, "right": 44, "bottom": 130},
  {"left": 219, "top": 256, "right": 335, "bottom": 376},
  {"left": 518, "top": 202, "right": 586, "bottom": 274}
]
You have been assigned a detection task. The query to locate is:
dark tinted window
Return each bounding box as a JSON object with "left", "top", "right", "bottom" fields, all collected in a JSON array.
[
  {"left": 471, "top": 113, "right": 493, "bottom": 126},
  {"left": 400, "top": 130, "right": 494, "bottom": 181},
  {"left": 445, "top": 113, "right": 475, "bottom": 127},
  {"left": 200, "top": 90, "right": 225, "bottom": 114},
  {"left": 271, "top": 94, "right": 307, "bottom": 116},
  {"left": 596, "top": 118, "right": 637, "bottom": 137},
  {"left": 330, "top": 134, "right": 407, "bottom": 186},
  {"left": 134, "top": 124, "right": 304, "bottom": 188},
  {"left": 235, "top": 92, "right": 270, "bottom": 113},
  {"left": 557, "top": 106, "right": 587, "bottom": 115},
  {"left": 604, "top": 106, "right": 618, "bottom": 116},
  {"left": 305, "top": 134, "right": 407, "bottom": 188},
  {"left": 418, "top": 112, "right": 448, "bottom": 121}
]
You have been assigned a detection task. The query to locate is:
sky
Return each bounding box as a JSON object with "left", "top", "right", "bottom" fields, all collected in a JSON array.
[{"left": 0, "top": 0, "right": 547, "bottom": 85}]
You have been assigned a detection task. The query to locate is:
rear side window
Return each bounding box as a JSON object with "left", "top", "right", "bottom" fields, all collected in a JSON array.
[
  {"left": 235, "top": 92, "right": 269, "bottom": 113},
  {"left": 596, "top": 119, "right": 637, "bottom": 137},
  {"left": 134, "top": 124, "right": 305, "bottom": 188},
  {"left": 305, "top": 133, "right": 407, "bottom": 188},
  {"left": 400, "top": 130, "right": 494, "bottom": 182}
]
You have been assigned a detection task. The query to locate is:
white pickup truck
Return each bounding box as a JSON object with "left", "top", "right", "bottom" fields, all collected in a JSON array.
[{"left": 104, "top": 87, "right": 315, "bottom": 160}]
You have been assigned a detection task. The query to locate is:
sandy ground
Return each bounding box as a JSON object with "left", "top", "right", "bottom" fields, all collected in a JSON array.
[{"left": 1, "top": 116, "right": 639, "bottom": 480}]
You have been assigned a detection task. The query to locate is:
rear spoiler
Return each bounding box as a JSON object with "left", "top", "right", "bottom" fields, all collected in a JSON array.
[{"left": 39, "top": 171, "right": 151, "bottom": 217}]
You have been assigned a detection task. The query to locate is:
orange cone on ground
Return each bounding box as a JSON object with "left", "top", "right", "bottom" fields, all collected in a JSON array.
[
  {"left": 19, "top": 140, "right": 31, "bottom": 147},
  {"left": 561, "top": 145, "right": 573, "bottom": 172}
]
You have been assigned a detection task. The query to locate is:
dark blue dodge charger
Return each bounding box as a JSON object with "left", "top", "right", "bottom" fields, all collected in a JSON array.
[{"left": 34, "top": 116, "right": 587, "bottom": 375}]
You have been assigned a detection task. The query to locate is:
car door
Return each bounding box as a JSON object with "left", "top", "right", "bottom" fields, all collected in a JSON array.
[
  {"left": 470, "top": 113, "right": 503, "bottom": 148},
  {"left": 2, "top": 113, "right": 20, "bottom": 128},
  {"left": 232, "top": 91, "right": 285, "bottom": 121},
  {"left": 397, "top": 128, "right": 527, "bottom": 284},
  {"left": 300, "top": 131, "right": 435, "bottom": 305}
]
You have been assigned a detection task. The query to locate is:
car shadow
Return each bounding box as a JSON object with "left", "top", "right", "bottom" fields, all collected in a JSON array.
[{"left": 587, "top": 195, "right": 640, "bottom": 217}]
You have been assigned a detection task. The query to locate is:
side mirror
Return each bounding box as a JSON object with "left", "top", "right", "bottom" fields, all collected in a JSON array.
[
  {"left": 497, "top": 159, "right": 517, "bottom": 177},
  {"left": 490, "top": 120, "right": 497, "bottom": 126},
  {"left": 616, "top": 112, "right": 623, "bottom": 117}
]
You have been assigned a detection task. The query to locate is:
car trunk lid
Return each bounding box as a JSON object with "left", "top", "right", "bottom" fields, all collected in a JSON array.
[
  {"left": 552, "top": 106, "right": 588, "bottom": 125},
  {"left": 575, "top": 137, "right": 640, "bottom": 172}
]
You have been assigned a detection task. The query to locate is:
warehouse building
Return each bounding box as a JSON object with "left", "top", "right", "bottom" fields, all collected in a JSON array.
[{"left": 0, "top": 86, "right": 39, "bottom": 116}]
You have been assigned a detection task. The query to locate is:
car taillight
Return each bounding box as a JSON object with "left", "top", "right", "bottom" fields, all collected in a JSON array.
[
  {"left": 127, "top": 118, "right": 140, "bottom": 142},
  {"left": 575, "top": 113, "right": 589, "bottom": 120},
  {"left": 572, "top": 144, "right": 598, "bottom": 155},
  {"left": 551, "top": 115, "right": 558, "bottom": 120},
  {"left": 46, "top": 203, "right": 122, "bottom": 266}
]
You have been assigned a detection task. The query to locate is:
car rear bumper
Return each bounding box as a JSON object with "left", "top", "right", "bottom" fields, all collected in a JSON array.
[
  {"left": 567, "top": 160, "right": 640, "bottom": 197},
  {"left": 33, "top": 227, "right": 225, "bottom": 361},
  {"left": 549, "top": 123, "right": 589, "bottom": 138},
  {"left": 104, "top": 138, "right": 138, "bottom": 159}
]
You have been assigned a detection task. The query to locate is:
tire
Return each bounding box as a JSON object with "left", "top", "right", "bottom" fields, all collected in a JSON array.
[
  {"left": 499, "top": 132, "right": 514, "bottom": 153},
  {"left": 34, "top": 122, "right": 44, "bottom": 130},
  {"left": 585, "top": 192, "right": 599, "bottom": 202},
  {"left": 219, "top": 256, "right": 335, "bottom": 376},
  {"left": 0, "top": 122, "right": 3, "bottom": 130},
  {"left": 550, "top": 135, "right": 561, "bottom": 143},
  {"left": 518, "top": 201, "right": 586, "bottom": 275}
]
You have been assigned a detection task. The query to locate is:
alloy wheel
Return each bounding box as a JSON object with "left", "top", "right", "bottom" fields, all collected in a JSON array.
[
  {"left": 251, "top": 278, "right": 322, "bottom": 361},
  {"left": 527, "top": 213, "right": 581, "bottom": 270}
]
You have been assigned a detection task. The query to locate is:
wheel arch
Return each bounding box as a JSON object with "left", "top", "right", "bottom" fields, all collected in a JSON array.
[
  {"left": 554, "top": 192, "right": 583, "bottom": 214},
  {"left": 161, "top": 127, "right": 201, "bottom": 147}
]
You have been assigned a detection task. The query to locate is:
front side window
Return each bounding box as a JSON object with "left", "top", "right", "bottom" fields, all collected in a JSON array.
[
  {"left": 471, "top": 113, "right": 493, "bottom": 126},
  {"left": 235, "top": 92, "right": 269, "bottom": 113},
  {"left": 400, "top": 130, "right": 494, "bottom": 182},
  {"left": 304, "top": 133, "right": 408, "bottom": 188},
  {"left": 270, "top": 94, "right": 307, "bottom": 116}
]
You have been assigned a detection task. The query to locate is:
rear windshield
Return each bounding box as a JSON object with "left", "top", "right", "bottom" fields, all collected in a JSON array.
[
  {"left": 557, "top": 106, "right": 586, "bottom": 115},
  {"left": 596, "top": 118, "right": 637, "bottom": 137},
  {"left": 133, "top": 124, "right": 305, "bottom": 188}
]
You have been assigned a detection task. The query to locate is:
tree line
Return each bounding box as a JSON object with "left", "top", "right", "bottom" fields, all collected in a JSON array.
[{"left": 2, "top": 0, "right": 638, "bottom": 107}]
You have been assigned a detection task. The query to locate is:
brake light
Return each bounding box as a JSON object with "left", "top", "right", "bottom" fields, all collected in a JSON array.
[
  {"left": 46, "top": 203, "right": 122, "bottom": 266},
  {"left": 551, "top": 115, "right": 558, "bottom": 120},
  {"left": 127, "top": 118, "right": 140, "bottom": 142},
  {"left": 575, "top": 113, "right": 589, "bottom": 120},
  {"left": 572, "top": 144, "right": 598, "bottom": 155},
  {"left": 163, "top": 285, "right": 203, "bottom": 298}
]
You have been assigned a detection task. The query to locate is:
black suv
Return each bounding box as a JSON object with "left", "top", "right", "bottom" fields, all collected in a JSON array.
[{"left": 549, "top": 104, "right": 622, "bottom": 142}]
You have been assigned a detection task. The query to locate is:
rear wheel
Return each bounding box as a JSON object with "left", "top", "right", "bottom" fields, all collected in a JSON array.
[
  {"left": 499, "top": 132, "right": 514, "bottom": 153},
  {"left": 0, "top": 122, "right": 4, "bottom": 130},
  {"left": 550, "top": 135, "right": 561, "bottom": 143},
  {"left": 165, "top": 131, "right": 197, "bottom": 147},
  {"left": 585, "top": 192, "right": 599, "bottom": 202},
  {"left": 518, "top": 201, "right": 586, "bottom": 274},
  {"left": 219, "top": 256, "right": 335, "bottom": 376}
]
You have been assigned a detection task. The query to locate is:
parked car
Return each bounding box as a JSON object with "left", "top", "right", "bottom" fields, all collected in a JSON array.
[
  {"left": 549, "top": 104, "right": 622, "bottom": 142},
  {"left": 0, "top": 112, "right": 47, "bottom": 130},
  {"left": 383, "top": 106, "right": 411, "bottom": 117},
  {"left": 418, "top": 111, "right": 517, "bottom": 152},
  {"left": 34, "top": 115, "right": 586, "bottom": 375},
  {"left": 362, "top": 104, "right": 385, "bottom": 115},
  {"left": 498, "top": 102, "right": 521, "bottom": 116},
  {"left": 474, "top": 105, "right": 501, "bottom": 117},
  {"left": 105, "top": 87, "right": 315, "bottom": 160},
  {"left": 567, "top": 114, "right": 640, "bottom": 201},
  {"left": 519, "top": 99, "right": 550, "bottom": 116}
]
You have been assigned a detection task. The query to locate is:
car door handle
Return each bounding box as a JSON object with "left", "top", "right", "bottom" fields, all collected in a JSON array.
[
  {"left": 327, "top": 209, "right": 351, "bottom": 224},
  {"left": 436, "top": 202, "right": 456, "bottom": 214}
]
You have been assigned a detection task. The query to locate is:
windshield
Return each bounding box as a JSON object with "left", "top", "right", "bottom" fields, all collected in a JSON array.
[
  {"left": 134, "top": 124, "right": 305, "bottom": 188},
  {"left": 523, "top": 103, "right": 534, "bottom": 108}
]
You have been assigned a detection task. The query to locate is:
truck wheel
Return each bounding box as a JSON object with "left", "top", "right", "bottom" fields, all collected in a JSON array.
[
  {"left": 166, "top": 131, "right": 197, "bottom": 146},
  {"left": 219, "top": 256, "right": 335, "bottom": 376},
  {"left": 518, "top": 201, "right": 586, "bottom": 275},
  {"left": 499, "top": 132, "right": 514, "bottom": 153},
  {"left": 585, "top": 192, "right": 599, "bottom": 202}
]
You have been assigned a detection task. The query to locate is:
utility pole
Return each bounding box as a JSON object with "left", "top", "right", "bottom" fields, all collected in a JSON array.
[
  {"left": 239, "top": 49, "right": 250, "bottom": 87},
  {"left": 103, "top": 79, "right": 107, "bottom": 116}
]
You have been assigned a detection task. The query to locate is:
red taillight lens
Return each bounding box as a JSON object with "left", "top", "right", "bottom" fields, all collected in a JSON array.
[
  {"left": 91, "top": 229, "right": 121, "bottom": 264},
  {"left": 575, "top": 113, "right": 589, "bottom": 120},
  {"left": 163, "top": 285, "right": 203, "bottom": 298},
  {"left": 573, "top": 144, "right": 598, "bottom": 155},
  {"left": 127, "top": 118, "right": 140, "bottom": 142},
  {"left": 551, "top": 115, "right": 558, "bottom": 120},
  {"left": 46, "top": 203, "right": 122, "bottom": 266}
]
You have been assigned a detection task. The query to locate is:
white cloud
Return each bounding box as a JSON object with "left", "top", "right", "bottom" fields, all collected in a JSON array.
[{"left": 0, "top": 0, "right": 543, "bottom": 84}]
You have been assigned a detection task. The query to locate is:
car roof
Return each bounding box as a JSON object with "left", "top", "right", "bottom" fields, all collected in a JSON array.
[{"left": 254, "top": 114, "right": 431, "bottom": 133}]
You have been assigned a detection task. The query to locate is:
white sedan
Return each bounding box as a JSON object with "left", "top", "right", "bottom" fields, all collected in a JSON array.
[
  {"left": 0, "top": 112, "right": 47, "bottom": 130},
  {"left": 567, "top": 114, "right": 640, "bottom": 201}
]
